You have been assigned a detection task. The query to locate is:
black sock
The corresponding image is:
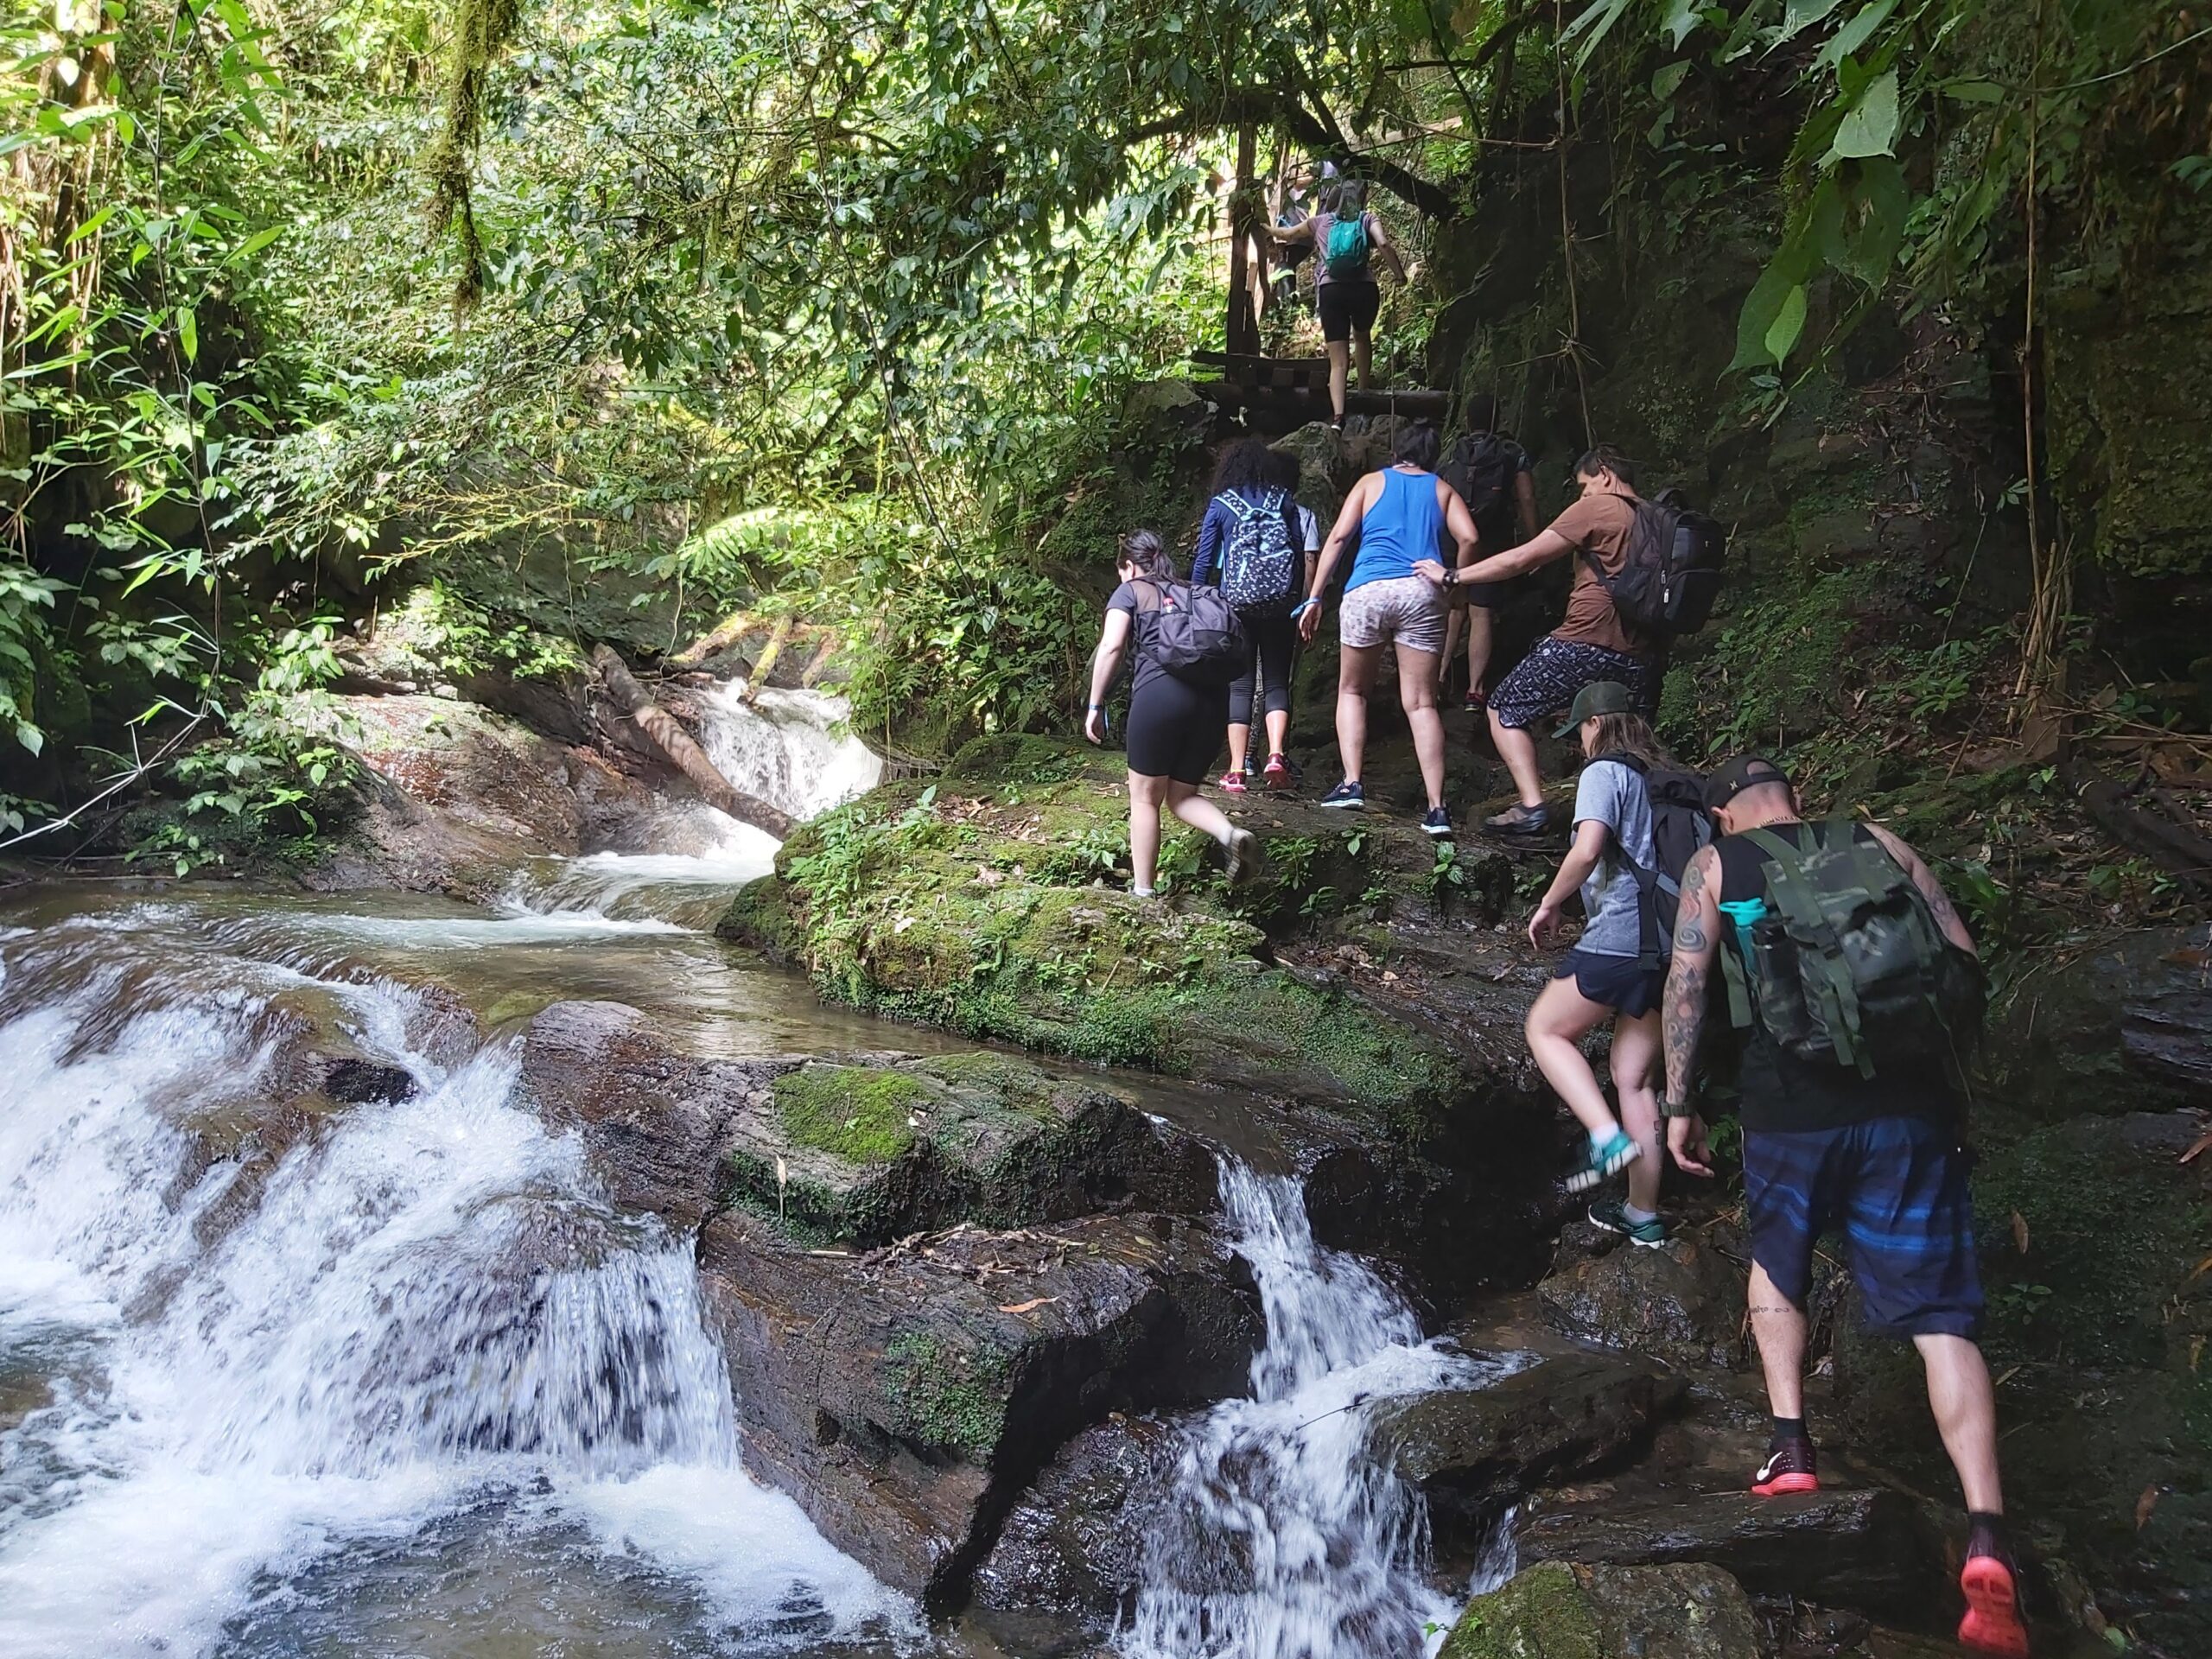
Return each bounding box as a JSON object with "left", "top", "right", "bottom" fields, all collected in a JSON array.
[
  {"left": 1770, "top": 1415, "right": 1807, "bottom": 1448},
  {"left": 1967, "top": 1510, "right": 2009, "bottom": 1557}
]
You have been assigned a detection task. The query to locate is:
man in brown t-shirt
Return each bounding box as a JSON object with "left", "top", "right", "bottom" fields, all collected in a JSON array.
[{"left": 1414, "top": 445, "right": 1656, "bottom": 836}]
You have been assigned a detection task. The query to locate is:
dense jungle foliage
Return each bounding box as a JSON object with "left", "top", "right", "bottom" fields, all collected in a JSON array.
[{"left": 1, "top": 0, "right": 2207, "bottom": 886}]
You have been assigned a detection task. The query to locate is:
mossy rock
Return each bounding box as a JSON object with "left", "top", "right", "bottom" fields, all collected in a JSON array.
[
  {"left": 722, "top": 1052, "right": 1212, "bottom": 1246},
  {"left": 1439, "top": 1560, "right": 1759, "bottom": 1659},
  {"left": 720, "top": 738, "right": 1484, "bottom": 1150}
]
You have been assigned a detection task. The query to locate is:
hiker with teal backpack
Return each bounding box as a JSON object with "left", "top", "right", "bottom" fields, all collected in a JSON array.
[
  {"left": 1521, "top": 682, "right": 1710, "bottom": 1233},
  {"left": 1657, "top": 756, "right": 2026, "bottom": 1659},
  {"left": 1265, "top": 177, "right": 1406, "bottom": 426},
  {"left": 1191, "top": 438, "right": 1314, "bottom": 793},
  {"left": 1084, "top": 530, "right": 1264, "bottom": 899}
]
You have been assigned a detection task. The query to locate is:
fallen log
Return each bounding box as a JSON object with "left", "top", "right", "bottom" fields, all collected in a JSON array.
[
  {"left": 741, "top": 615, "right": 794, "bottom": 705},
  {"left": 669, "top": 609, "right": 755, "bottom": 669},
  {"left": 591, "top": 644, "right": 795, "bottom": 840}
]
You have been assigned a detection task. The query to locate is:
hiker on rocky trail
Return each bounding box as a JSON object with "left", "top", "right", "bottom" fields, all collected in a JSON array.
[
  {"left": 1264, "top": 177, "right": 1407, "bottom": 428},
  {"left": 1296, "top": 420, "right": 1478, "bottom": 837},
  {"left": 1434, "top": 395, "right": 1538, "bottom": 715},
  {"left": 1415, "top": 444, "right": 1660, "bottom": 838},
  {"left": 1522, "top": 683, "right": 1693, "bottom": 1228},
  {"left": 1084, "top": 529, "right": 1263, "bottom": 898},
  {"left": 1657, "top": 756, "right": 2026, "bottom": 1659},
  {"left": 1191, "top": 438, "right": 1313, "bottom": 794}
]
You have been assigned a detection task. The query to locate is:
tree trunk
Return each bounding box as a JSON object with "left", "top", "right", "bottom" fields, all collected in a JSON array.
[{"left": 592, "top": 645, "right": 795, "bottom": 839}]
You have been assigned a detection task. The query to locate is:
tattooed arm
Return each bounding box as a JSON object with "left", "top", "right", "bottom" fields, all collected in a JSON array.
[
  {"left": 1866, "top": 823, "right": 1977, "bottom": 957},
  {"left": 1662, "top": 845, "right": 1722, "bottom": 1175}
]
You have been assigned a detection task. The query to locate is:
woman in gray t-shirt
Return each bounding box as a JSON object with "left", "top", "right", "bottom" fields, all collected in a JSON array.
[{"left": 1521, "top": 682, "right": 1678, "bottom": 1243}]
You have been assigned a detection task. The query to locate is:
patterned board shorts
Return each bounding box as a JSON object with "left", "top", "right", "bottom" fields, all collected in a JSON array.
[
  {"left": 1338, "top": 575, "right": 1446, "bottom": 654},
  {"left": 1489, "top": 634, "right": 1653, "bottom": 730},
  {"left": 1744, "top": 1115, "right": 1984, "bottom": 1340}
]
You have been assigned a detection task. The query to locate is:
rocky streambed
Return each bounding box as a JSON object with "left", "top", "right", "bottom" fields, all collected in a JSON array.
[{"left": 3, "top": 641, "right": 2205, "bottom": 1659}]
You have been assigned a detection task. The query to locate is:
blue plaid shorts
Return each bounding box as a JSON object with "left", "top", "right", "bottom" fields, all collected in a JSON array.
[{"left": 1743, "top": 1115, "right": 1983, "bottom": 1340}]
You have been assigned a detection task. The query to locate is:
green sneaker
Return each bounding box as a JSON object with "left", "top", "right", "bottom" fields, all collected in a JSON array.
[
  {"left": 1588, "top": 1198, "right": 1669, "bottom": 1249},
  {"left": 1566, "top": 1128, "right": 1640, "bottom": 1193}
]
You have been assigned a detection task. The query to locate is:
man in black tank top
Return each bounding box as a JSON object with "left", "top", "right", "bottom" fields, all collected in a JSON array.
[{"left": 1655, "top": 756, "right": 2030, "bottom": 1659}]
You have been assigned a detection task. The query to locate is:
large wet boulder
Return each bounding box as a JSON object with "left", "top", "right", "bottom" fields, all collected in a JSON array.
[
  {"left": 1438, "top": 1560, "right": 1760, "bottom": 1659},
  {"left": 1371, "top": 1350, "right": 1687, "bottom": 1529},
  {"left": 518, "top": 1000, "right": 1211, "bottom": 1238},
  {"left": 697, "top": 1208, "right": 1260, "bottom": 1608},
  {"left": 1982, "top": 925, "right": 2212, "bottom": 1125},
  {"left": 1515, "top": 1484, "right": 1942, "bottom": 1623},
  {"left": 718, "top": 734, "right": 1560, "bottom": 1295},
  {"left": 1536, "top": 1224, "right": 1749, "bottom": 1370},
  {"left": 967, "top": 1412, "right": 1179, "bottom": 1649}
]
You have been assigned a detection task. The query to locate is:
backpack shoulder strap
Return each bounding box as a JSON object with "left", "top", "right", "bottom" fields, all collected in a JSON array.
[
  {"left": 1745, "top": 823, "right": 1873, "bottom": 1077},
  {"left": 1217, "top": 490, "right": 1256, "bottom": 524}
]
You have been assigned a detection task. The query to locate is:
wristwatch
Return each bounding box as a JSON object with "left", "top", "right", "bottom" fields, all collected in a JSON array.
[
  {"left": 1441, "top": 568, "right": 1460, "bottom": 588},
  {"left": 1660, "top": 1096, "right": 1698, "bottom": 1120}
]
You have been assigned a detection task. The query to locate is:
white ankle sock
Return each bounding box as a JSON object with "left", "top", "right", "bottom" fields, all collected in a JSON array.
[
  {"left": 1132, "top": 885, "right": 1155, "bottom": 898},
  {"left": 1623, "top": 1202, "right": 1657, "bottom": 1225}
]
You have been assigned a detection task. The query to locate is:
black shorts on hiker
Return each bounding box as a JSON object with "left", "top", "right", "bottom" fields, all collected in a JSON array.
[
  {"left": 1318, "top": 279, "right": 1381, "bottom": 343},
  {"left": 1743, "top": 1116, "right": 1983, "bottom": 1340},
  {"left": 1552, "top": 948, "right": 1665, "bottom": 1017},
  {"left": 1124, "top": 675, "right": 1226, "bottom": 785},
  {"left": 1489, "top": 635, "right": 1653, "bottom": 731}
]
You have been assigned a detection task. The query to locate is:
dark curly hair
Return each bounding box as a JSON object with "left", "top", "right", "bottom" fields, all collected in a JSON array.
[{"left": 1208, "top": 436, "right": 1281, "bottom": 501}]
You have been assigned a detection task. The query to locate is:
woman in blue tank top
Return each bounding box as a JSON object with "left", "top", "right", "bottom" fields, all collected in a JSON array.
[{"left": 1294, "top": 422, "right": 1479, "bottom": 835}]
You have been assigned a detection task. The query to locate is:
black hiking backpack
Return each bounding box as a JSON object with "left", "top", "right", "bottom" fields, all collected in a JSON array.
[
  {"left": 1721, "top": 823, "right": 1986, "bottom": 1081},
  {"left": 1439, "top": 432, "right": 1527, "bottom": 546},
  {"left": 1592, "top": 752, "right": 1713, "bottom": 970},
  {"left": 1133, "top": 577, "right": 1249, "bottom": 687},
  {"left": 1215, "top": 487, "right": 1302, "bottom": 614},
  {"left": 1586, "top": 489, "right": 1728, "bottom": 640}
]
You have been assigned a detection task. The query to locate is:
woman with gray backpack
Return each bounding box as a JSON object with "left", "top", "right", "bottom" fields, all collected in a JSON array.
[
  {"left": 1084, "top": 530, "right": 1264, "bottom": 898},
  {"left": 1191, "top": 439, "right": 1316, "bottom": 793}
]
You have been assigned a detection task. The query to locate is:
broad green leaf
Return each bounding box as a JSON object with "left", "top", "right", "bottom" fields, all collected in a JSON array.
[
  {"left": 1828, "top": 69, "right": 1900, "bottom": 161},
  {"left": 1565, "top": 0, "right": 1636, "bottom": 68},
  {"left": 226, "top": 225, "right": 284, "bottom": 264},
  {"left": 14, "top": 721, "right": 41, "bottom": 757},
  {"left": 1942, "top": 79, "right": 2004, "bottom": 104},
  {"left": 1764, "top": 284, "right": 1808, "bottom": 365},
  {"left": 1652, "top": 61, "right": 1693, "bottom": 101},
  {"left": 1815, "top": 0, "right": 1897, "bottom": 74},
  {"left": 178, "top": 307, "right": 198, "bottom": 364},
  {"left": 1662, "top": 0, "right": 1703, "bottom": 48},
  {"left": 1730, "top": 252, "right": 1805, "bottom": 373},
  {"left": 65, "top": 203, "right": 118, "bottom": 245},
  {"left": 1770, "top": 0, "right": 1846, "bottom": 50}
]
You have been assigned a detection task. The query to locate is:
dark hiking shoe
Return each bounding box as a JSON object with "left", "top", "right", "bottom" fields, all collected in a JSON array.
[
  {"left": 1421, "top": 806, "right": 1454, "bottom": 839},
  {"left": 1483, "top": 803, "right": 1550, "bottom": 836},
  {"left": 1751, "top": 1437, "right": 1820, "bottom": 1497},
  {"left": 1566, "top": 1128, "right": 1639, "bottom": 1193},
  {"left": 1588, "top": 1198, "right": 1669, "bottom": 1249},
  {"left": 1959, "top": 1525, "right": 2030, "bottom": 1657},
  {"left": 1318, "top": 780, "right": 1366, "bottom": 810},
  {"left": 1224, "top": 829, "right": 1266, "bottom": 887}
]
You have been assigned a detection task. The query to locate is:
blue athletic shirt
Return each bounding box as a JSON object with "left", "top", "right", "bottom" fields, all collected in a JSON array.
[{"left": 1345, "top": 467, "right": 1445, "bottom": 594}]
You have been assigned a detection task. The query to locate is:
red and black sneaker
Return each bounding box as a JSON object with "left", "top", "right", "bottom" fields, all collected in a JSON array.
[
  {"left": 1751, "top": 1437, "right": 1820, "bottom": 1497},
  {"left": 1958, "top": 1545, "right": 2031, "bottom": 1656}
]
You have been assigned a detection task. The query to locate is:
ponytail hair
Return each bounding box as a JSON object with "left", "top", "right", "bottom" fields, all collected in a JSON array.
[{"left": 1118, "top": 528, "right": 1175, "bottom": 581}]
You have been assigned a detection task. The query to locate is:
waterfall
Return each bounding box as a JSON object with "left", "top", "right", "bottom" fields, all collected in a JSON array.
[
  {"left": 0, "top": 918, "right": 902, "bottom": 1656},
  {"left": 1119, "top": 1163, "right": 1478, "bottom": 1659},
  {"left": 500, "top": 683, "right": 881, "bottom": 928}
]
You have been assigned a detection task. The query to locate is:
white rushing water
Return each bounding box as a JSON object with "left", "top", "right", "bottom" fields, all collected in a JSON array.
[
  {"left": 0, "top": 932, "right": 905, "bottom": 1658},
  {"left": 1120, "top": 1164, "right": 1483, "bottom": 1659},
  {"left": 501, "top": 683, "right": 880, "bottom": 928}
]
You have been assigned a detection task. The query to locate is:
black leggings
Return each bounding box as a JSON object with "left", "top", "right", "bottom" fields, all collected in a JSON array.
[{"left": 1230, "top": 608, "right": 1297, "bottom": 729}]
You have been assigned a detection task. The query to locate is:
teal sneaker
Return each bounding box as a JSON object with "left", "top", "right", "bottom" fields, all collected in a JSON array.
[
  {"left": 1588, "top": 1198, "right": 1669, "bottom": 1249},
  {"left": 1566, "top": 1128, "right": 1640, "bottom": 1193}
]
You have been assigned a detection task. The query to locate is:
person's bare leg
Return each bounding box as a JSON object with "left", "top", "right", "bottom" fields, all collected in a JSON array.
[
  {"left": 1352, "top": 327, "right": 1373, "bottom": 391},
  {"left": 1164, "top": 779, "right": 1235, "bottom": 844},
  {"left": 1610, "top": 1009, "right": 1663, "bottom": 1215},
  {"left": 1748, "top": 1261, "right": 1808, "bottom": 1421},
  {"left": 1438, "top": 608, "right": 1464, "bottom": 690},
  {"left": 1226, "top": 721, "right": 1251, "bottom": 777},
  {"left": 1325, "top": 340, "right": 1350, "bottom": 423},
  {"left": 1336, "top": 642, "right": 1377, "bottom": 784},
  {"left": 1489, "top": 710, "right": 1546, "bottom": 808},
  {"left": 1262, "top": 708, "right": 1290, "bottom": 760},
  {"left": 1127, "top": 771, "right": 1166, "bottom": 891},
  {"left": 1395, "top": 640, "right": 1447, "bottom": 808},
  {"left": 1465, "top": 606, "right": 1494, "bottom": 699},
  {"left": 1917, "top": 1334, "right": 2005, "bottom": 1514},
  {"left": 1524, "top": 977, "right": 1620, "bottom": 1140}
]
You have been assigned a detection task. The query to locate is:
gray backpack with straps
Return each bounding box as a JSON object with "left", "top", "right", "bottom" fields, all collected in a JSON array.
[{"left": 1719, "top": 823, "right": 1985, "bottom": 1080}]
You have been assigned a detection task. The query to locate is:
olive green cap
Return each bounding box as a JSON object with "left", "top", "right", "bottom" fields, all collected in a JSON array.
[{"left": 1553, "top": 679, "right": 1637, "bottom": 738}]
